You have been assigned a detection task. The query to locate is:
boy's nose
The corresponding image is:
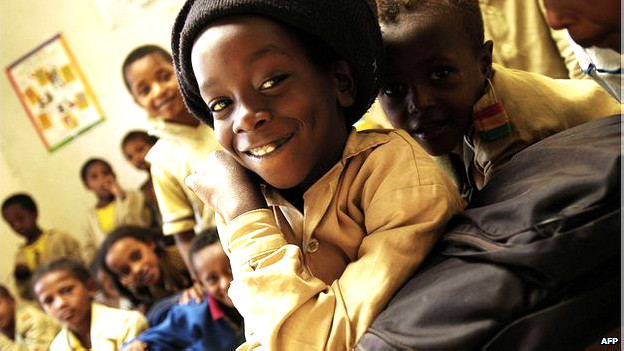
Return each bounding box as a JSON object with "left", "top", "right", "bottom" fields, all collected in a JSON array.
[
  {"left": 232, "top": 103, "right": 271, "bottom": 134},
  {"left": 53, "top": 296, "right": 67, "bottom": 310},
  {"left": 407, "top": 88, "right": 435, "bottom": 116}
]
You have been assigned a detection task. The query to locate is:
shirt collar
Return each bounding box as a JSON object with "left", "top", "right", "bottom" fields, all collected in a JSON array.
[{"left": 261, "top": 128, "right": 391, "bottom": 208}]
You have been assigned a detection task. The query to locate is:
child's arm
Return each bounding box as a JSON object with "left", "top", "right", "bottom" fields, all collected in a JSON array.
[{"left": 187, "top": 139, "right": 463, "bottom": 351}]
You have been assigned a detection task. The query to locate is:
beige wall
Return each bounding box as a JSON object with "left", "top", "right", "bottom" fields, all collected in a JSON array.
[{"left": 0, "top": 0, "right": 185, "bottom": 293}]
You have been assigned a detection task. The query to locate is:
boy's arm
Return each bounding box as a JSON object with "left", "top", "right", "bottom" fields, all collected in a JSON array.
[{"left": 189, "top": 142, "right": 462, "bottom": 351}]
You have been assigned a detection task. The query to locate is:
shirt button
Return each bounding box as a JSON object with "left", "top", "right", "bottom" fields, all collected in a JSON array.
[{"left": 306, "top": 238, "right": 319, "bottom": 253}]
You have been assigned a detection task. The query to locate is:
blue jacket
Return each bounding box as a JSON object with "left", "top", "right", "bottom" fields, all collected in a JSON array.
[{"left": 130, "top": 298, "right": 243, "bottom": 351}]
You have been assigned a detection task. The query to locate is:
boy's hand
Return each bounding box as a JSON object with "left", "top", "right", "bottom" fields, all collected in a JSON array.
[
  {"left": 122, "top": 340, "right": 148, "bottom": 351},
  {"left": 103, "top": 175, "right": 126, "bottom": 199},
  {"left": 178, "top": 282, "right": 205, "bottom": 305},
  {"left": 186, "top": 151, "right": 266, "bottom": 223}
]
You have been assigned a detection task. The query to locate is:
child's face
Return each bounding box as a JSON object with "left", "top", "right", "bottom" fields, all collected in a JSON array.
[
  {"left": 192, "top": 243, "right": 234, "bottom": 307},
  {"left": 105, "top": 237, "right": 161, "bottom": 287},
  {"left": 378, "top": 12, "right": 490, "bottom": 156},
  {"left": 123, "top": 138, "right": 152, "bottom": 171},
  {"left": 2, "top": 204, "right": 38, "bottom": 240},
  {"left": 543, "top": 0, "right": 620, "bottom": 52},
  {"left": 0, "top": 296, "right": 16, "bottom": 333},
  {"left": 125, "top": 53, "right": 195, "bottom": 124},
  {"left": 34, "top": 271, "right": 93, "bottom": 331},
  {"left": 84, "top": 162, "right": 115, "bottom": 199},
  {"left": 191, "top": 16, "right": 354, "bottom": 190}
]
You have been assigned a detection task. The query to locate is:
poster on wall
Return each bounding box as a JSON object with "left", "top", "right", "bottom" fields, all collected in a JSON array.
[{"left": 5, "top": 34, "right": 105, "bottom": 152}]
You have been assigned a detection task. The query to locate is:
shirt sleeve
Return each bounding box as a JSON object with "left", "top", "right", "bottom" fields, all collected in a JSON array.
[
  {"left": 150, "top": 163, "right": 197, "bottom": 236},
  {"left": 223, "top": 182, "right": 460, "bottom": 350}
]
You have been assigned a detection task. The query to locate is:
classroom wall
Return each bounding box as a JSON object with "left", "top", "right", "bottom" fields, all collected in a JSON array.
[{"left": 0, "top": 0, "right": 185, "bottom": 292}]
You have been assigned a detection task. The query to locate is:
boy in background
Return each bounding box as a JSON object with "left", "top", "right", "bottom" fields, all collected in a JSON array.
[
  {"left": 375, "top": 0, "right": 620, "bottom": 200},
  {"left": 122, "top": 45, "right": 222, "bottom": 270},
  {"left": 33, "top": 258, "right": 148, "bottom": 350},
  {"left": 2, "top": 193, "right": 82, "bottom": 300},
  {"left": 80, "top": 158, "right": 152, "bottom": 260}
]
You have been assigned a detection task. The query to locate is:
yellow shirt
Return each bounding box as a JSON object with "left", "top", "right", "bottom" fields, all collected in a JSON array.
[
  {"left": 67, "top": 332, "right": 90, "bottom": 351},
  {"left": 20, "top": 232, "right": 48, "bottom": 271},
  {"left": 95, "top": 201, "right": 116, "bottom": 235},
  {"left": 217, "top": 129, "right": 463, "bottom": 351}
]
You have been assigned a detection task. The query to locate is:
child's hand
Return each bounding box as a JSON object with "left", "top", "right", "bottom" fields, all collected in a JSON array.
[
  {"left": 186, "top": 151, "right": 266, "bottom": 222},
  {"left": 122, "top": 340, "right": 148, "bottom": 351},
  {"left": 104, "top": 175, "right": 126, "bottom": 199},
  {"left": 178, "top": 282, "right": 205, "bottom": 305}
]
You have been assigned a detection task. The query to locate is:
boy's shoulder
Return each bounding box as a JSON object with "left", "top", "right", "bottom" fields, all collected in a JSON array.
[{"left": 347, "top": 128, "right": 429, "bottom": 162}]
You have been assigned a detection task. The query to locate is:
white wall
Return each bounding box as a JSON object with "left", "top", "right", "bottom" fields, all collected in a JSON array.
[{"left": 0, "top": 0, "right": 185, "bottom": 292}]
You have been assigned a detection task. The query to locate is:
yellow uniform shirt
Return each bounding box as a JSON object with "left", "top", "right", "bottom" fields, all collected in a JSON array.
[
  {"left": 20, "top": 232, "right": 48, "bottom": 271},
  {"left": 95, "top": 201, "right": 116, "bottom": 235}
]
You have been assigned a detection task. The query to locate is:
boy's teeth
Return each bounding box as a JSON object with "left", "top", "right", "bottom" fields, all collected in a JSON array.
[{"left": 249, "top": 143, "right": 277, "bottom": 157}]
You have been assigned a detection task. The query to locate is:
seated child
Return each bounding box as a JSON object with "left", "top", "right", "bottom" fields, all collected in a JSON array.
[
  {"left": 33, "top": 258, "right": 148, "bottom": 351},
  {"left": 80, "top": 158, "right": 153, "bottom": 260},
  {"left": 375, "top": 0, "right": 621, "bottom": 200},
  {"left": 98, "top": 226, "right": 194, "bottom": 320},
  {"left": 122, "top": 44, "right": 222, "bottom": 269},
  {"left": 0, "top": 284, "right": 60, "bottom": 351},
  {"left": 122, "top": 228, "right": 244, "bottom": 351},
  {"left": 172, "top": 0, "right": 463, "bottom": 349},
  {"left": 2, "top": 193, "right": 82, "bottom": 300},
  {"left": 121, "top": 131, "right": 163, "bottom": 233}
]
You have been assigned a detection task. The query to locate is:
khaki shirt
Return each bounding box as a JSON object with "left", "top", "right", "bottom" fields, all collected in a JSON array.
[
  {"left": 14, "top": 229, "right": 83, "bottom": 300},
  {"left": 467, "top": 64, "right": 622, "bottom": 189},
  {"left": 50, "top": 303, "right": 147, "bottom": 351},
  {"left": 0, "top": 302, "right": 60, "bottom": 351},
  {"left": 479, "top": 0, "right": 584, "bottom": 79},
  {"left": 146, "top": 120, "right": 222, "bottom": 235},
  {"left": 217, "top": 129, "right": 463, "bottom": 351}
]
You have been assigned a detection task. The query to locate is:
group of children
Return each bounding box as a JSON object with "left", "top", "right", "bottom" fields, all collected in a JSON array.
[{"left": 1, "top": 0, "right": 620, "bottom": 350}]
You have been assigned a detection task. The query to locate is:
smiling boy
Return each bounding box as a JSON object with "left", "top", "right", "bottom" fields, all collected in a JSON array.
[{"left": 172, "top": 0, "right": 463, "bottom": 350}]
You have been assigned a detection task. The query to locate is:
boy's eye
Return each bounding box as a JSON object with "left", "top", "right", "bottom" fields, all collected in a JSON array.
[
  {"left": 259, "top": 74, "right": 288, "bottom": 90},
  {"left": 136, "top": 85, "right": 149, "bottom": 97},
  {"left": 129, "top": 250, "right": 142, "bottom": 262},
  {"left": 381, "top": 83, "right": 407, "bottom": 98},
  {"left": 430, "top": 69, "right": 450, "bottom": 81},
  {"left": 119, "top": 266, "right": 130, "bottom": 276},
  {"left": 208, "top": 99, "right": 232, "bottom": 113},
  {"left": 60, "top": 286, "right": 73, "bottom": 295},
  {"left": 158, "top": 70, "right": 172, "bottom": 82}
]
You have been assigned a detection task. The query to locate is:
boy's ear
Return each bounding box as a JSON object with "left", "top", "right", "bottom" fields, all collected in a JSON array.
[
  {"left": 85, "top": 278, "right": 98, "bottom": 297},
  {"left": 333, "top": 60, "right": 356, "bottom": 108},
  {"left": 480, "top": 40, "right": 494, "bottom": 78}
]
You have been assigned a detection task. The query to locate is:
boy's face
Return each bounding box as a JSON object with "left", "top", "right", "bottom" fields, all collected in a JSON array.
[
  {"left": 378, "top": 12, "right": 490, "bottom": 156},
  {"left": 543, "top": 0, "right": 620, "bottom": 52},
  {"left": 84, "top": 162, "right": 115, "bottom": 200},
  {"left": 34, "top": 270, "right": 93, "bottom": 331},
  {"left": 192, "top": 243, "right": 234, "bottom": 307},
  {"left": 105, "top": 237, "right": 161, "bottom": 286},
  {"left": 191, "top": 16, "right": 354, "bottom": 190},
  {"left": 0, "top": 295, "right": 16, "bottom": 334},
  {"left": 2, "top": 204, "right": 38, "bottom": 240},
  {"left": 125, "top": 53, "right": 196, "bottom": 124},
  {"left": 123, "top": 138, "right": 152, "bottom": 171}
]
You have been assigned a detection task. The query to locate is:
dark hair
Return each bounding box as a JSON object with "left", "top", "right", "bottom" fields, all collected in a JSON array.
[
  {"left": 376, "top": 0, "right": 484, "bottom": 52},
  {"left": 80, "top": 158, "right": 113, "bottom": 185},
  {"left": 0, "top": 284, "right": 14, "bottom": 301},
  {"left": 2, "top": 193, "right": 37, "bottom": 215},
  {"left": 122, "top": 45, "right": 173, "bottom": 93},
  {"left": 189, "top": 227, "right": 221, "bottom": 270},
  {"left": 121, "top": 130, "right": 159, "bottom": 150},
  {"left": 32, "top": 258, "right": 92, "bottom": 290}
]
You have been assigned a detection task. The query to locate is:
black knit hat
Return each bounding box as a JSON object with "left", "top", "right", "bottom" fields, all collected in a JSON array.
[{"left": 171, "top": 0, "right": 384, "bottom": 128}]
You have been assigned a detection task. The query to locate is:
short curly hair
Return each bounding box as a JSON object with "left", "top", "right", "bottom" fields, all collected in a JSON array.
[{"left": 376, "top": 0, "right": 484, "bottom": 52}]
